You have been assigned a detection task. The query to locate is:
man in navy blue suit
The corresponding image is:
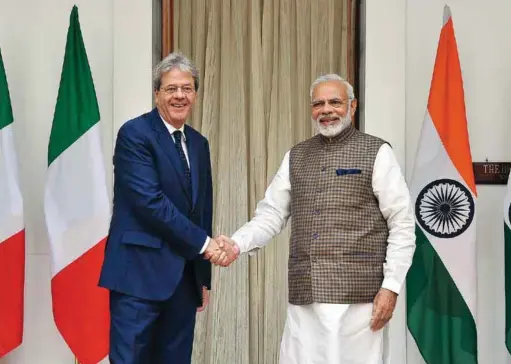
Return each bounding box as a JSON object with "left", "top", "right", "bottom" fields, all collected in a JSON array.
[{"left": 99, "top": 52, "right": 236, "bottom": 364}]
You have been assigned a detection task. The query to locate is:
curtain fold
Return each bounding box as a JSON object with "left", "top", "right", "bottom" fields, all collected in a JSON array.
[{"left": 172, "top": 1, "right": 356, "bottom": 362}]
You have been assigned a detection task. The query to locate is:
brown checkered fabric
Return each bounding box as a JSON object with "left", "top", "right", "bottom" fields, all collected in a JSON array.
[{"left": 288, "top": 126, "right": 389, "bottom": 305}]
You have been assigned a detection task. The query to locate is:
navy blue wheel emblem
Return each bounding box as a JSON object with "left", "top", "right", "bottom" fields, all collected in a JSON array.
[{"left": 415, "top": 178, "right": 474, "bottom": 238}]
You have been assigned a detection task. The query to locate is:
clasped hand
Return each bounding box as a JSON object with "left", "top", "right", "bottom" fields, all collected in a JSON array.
[{"left": 203, "top": 235, "right": 240, "bottom": 267}]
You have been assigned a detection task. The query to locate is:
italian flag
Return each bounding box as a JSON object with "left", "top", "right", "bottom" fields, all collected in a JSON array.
[
  {"left": 44, "top": 6, "right": 110, "bottom": 363},
  {"left": 407, "top": 6, "right": 478, "bottom": 364},
  {"left": 505, "top": 171, "right": 511, "bottom": 355},
  {"left": 0, "top": 49, "right": 25, "bottom": 358}
]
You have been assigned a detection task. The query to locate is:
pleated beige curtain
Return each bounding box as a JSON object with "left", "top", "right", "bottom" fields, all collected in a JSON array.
[{"left": 172, "top": 1, "right": 356, "bottom": 362}]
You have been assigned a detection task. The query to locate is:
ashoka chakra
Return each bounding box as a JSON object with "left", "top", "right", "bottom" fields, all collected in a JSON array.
[{"left": 415, "top": 178, "right": 475, "bottom": 238}]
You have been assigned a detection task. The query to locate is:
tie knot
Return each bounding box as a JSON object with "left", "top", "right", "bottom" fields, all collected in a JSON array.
[{"left": 173, "top": 130, "right": 182, "bottom": 142}]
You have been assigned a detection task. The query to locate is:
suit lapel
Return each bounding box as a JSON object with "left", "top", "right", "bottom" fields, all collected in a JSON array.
[
  {"left": 185, "top": 125, "right": 200, "bottom": 208},
  {"left": 150, "top": 109, "right": 192, "bottom": 204}
]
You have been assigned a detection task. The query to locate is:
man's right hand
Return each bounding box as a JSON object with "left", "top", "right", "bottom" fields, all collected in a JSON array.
[
  {"left": 204, "top": 238, "right": 227, "bottom": 265},
  {"left": 215, "top": 235, "right": 240, "bottom": 267}
]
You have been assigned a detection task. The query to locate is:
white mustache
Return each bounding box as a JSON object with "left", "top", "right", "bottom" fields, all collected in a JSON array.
[{"left": 318, "top": 115, "right": 339, "bottom": 122}]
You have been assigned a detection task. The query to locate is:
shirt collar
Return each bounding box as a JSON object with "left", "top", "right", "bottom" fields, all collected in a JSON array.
[{"left": 159, "top": 114, "right": 186, "bottom": 141}]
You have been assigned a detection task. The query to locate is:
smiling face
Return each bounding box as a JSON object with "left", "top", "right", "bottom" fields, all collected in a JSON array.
[
  {"left": 311, "top": 80, "right": 357, "bottom": 137},
  {"left": 154, "top": 68, "right": 197, "bottom": 128}
]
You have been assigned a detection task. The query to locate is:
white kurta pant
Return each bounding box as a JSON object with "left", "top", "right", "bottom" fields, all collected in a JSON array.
[{"left": 279, "top": 303, "right": 383, "bottom": 364}]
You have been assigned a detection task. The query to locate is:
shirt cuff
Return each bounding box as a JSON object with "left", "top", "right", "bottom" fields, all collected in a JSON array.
[
  {"left": 231, "top": 234, "right": 244, "bottom": 252},
  {"left": 381, "top": 277, "right": 402, "bottom": 295},
  {"left": 231, "top": 235, "right": 260, "bottom": 256},
  {"left": 199, "top": 236, "right": 210, "bottom": 254}
]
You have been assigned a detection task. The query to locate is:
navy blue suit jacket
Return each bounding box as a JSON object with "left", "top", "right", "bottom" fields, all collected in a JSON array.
[{"left": 99, "top": 108, "right": 212, "bottom": 302}]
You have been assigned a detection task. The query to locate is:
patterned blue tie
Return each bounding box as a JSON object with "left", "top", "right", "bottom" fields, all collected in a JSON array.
[{"left": 173, "top": 130, "right": 191, "bottom": 192}]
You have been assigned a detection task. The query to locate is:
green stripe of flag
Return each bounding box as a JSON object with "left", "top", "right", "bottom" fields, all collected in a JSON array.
[
  {"left": 0, "top": 49, "right": 14, "bottom": 130},
  {"left": 48, "top": 5, "right": 100, "bottom": 166},
  {"left": 407, "top": 226, "right": 477, "bottom": 364}
]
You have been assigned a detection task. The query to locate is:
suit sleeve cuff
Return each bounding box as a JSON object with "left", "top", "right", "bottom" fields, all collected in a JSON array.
[
  {"left": 199, "top": 237, "right": 210, "bottom": 254},
  {"left": 381, "top": 277, "right": 402, "bottom": 295}
]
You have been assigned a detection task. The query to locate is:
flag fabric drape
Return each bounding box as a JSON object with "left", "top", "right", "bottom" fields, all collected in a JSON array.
[
  {"left": 407, "top": 6, "right": 478, "bottom": 364},
  {"left": 44, "top": 6, "right": 110, "bottom": 364},
  {"left": 0, "top": 47, "right": 25, "bottom": 360}
]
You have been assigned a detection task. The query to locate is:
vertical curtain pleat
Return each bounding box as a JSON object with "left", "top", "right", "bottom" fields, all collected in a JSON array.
[
  {"left": 264, "top": 0, "right": 293, "bottom": 362},
  {"left": 190, "top": 0, "right": 207, "bottom": 131},
  {"left": 172, "top": 1, "right": 355, "bottom": 362},
  {"left": 295, "top": 0, "right": 312, "bottom": 141},
  {"left": 247, "top": 0, "right": 266, "bottom": 361},
  {"left": 338, "top": 0, "right": 349, "bottom": 81},
  {"left": 173, "top": 0, "right": 180, "bottom": 49},
  {"left": 190, "top": 1, "right": 220, "bottom": 362}
]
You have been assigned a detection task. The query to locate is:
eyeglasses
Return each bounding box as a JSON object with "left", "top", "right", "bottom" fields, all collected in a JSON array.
[
  {"left": 310, "top": 98, "right": 351, "bottom": 110},
  {"left": 160, "top": 85, "right": 196, "bottom": 95}
]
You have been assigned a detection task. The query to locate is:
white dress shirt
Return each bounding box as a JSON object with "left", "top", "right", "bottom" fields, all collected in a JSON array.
[
  {"left": 232, "top": 143, "right": 416, "bottom": 294},
  {"left": 162, "top": 119, "right": 190, "bottom": 164},
  {"left": 160, "top": 115, "right": 210, "bottom": 254}
]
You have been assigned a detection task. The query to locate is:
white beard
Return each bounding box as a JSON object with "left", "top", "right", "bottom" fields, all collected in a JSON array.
[{"left": 314, "top": 111, "right": 352, "bottom": 137}]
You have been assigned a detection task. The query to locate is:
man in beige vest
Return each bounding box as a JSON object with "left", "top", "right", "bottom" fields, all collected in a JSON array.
[{"left": 219, "top": 74, "right": 415, "bottom": 364}]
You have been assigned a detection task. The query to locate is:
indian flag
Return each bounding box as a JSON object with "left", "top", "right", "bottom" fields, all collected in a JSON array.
[
  {"left": 406, "top": 6, "right": 478, "bottom": 364},
  {"left": 0, "top": 49, "right": 25, "bottom": 358},
  {"left": 505, "top": 171, "right": 511, "bottom": 356},
  {"left": 44, "top": 6, "right": 110, "bottom": 363}
]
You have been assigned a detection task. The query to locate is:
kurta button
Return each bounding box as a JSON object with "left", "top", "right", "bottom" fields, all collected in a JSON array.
[
  {"left": 321, "top": 166, "right": 327, "bottom": 172},
  {"left": 312, "top": 233, "right": 319, "bottom": 239},
  {"left": 311, "top": 258, "right": 317, "bottom": 263},
  {"left": 313, "top": 209, "right": 320, "bottom": 215},
  {"left": 316, "top": 188, "right": 322, "bottom": 193}
]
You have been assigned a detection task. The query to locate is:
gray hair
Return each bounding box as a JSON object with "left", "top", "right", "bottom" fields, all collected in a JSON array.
[
  {"left": 310, "top": 74, "right": 355, "bottom": 100},
  {"left": 153, "top": 51, "right": 199, "bottom": 91}
]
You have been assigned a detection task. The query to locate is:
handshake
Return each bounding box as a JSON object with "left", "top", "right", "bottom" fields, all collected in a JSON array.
[{"left": 203, "top": 235, "right": 240, "bottom": 267}]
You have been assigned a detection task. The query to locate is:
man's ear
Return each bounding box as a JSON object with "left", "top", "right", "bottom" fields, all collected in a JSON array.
[{"left": 350, "top": 98, "right": 357, "bottom": 117}]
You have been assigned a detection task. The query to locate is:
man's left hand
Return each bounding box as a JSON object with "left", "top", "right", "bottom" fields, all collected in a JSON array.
[
  {"left": 370, "top": 288, "right": 397, "bottom": 331},
  {"left": 197, "top": 287, "right": 209, "bottom": 312}
]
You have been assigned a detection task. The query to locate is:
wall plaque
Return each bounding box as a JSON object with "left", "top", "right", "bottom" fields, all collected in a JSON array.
[{"left": 473, "top": 162, "right": 511, "bottom": 185}]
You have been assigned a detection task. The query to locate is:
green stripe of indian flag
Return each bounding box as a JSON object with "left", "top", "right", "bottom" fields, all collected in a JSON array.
[
  {"left": 407, "top": 6, "right": 477, "bottom": 364},
  {"left": 504, "top": 171, "right": 511, "bottom": 355}
]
